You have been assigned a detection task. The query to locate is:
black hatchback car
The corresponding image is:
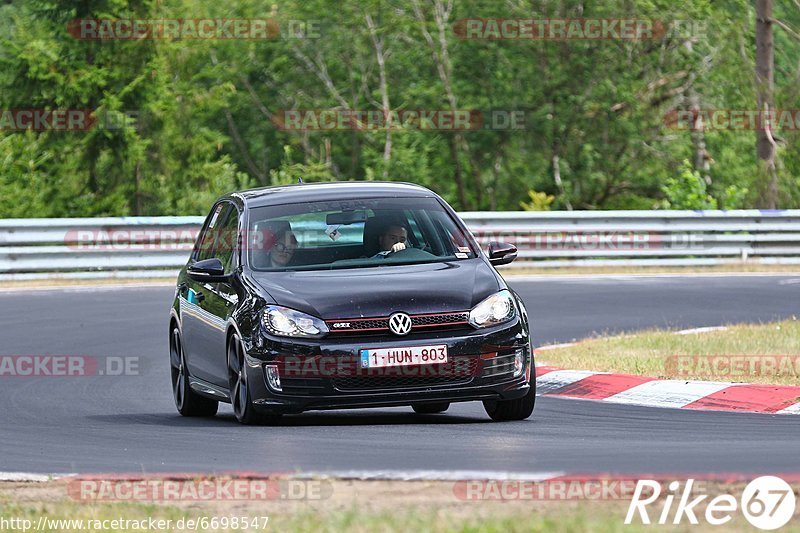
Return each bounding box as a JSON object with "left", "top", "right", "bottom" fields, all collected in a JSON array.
[{"left": 169, "top": 182, "right": 535, "bottom": 424}]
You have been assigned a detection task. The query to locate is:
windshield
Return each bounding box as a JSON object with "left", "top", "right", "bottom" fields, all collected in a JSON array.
[{"left": 247, "top": 197, "right": 479, "bottom": 271}]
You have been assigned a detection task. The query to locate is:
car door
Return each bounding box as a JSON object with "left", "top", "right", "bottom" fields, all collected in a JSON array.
[
  {"left": 181, "top": 202, "right": 238, "bottom": 386},
  {"left": 197, "top": 203, "right": 242, "bottom": 387}
]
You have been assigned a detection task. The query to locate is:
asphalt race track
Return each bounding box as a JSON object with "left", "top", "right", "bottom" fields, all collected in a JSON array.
[{"left": 0, "top": 274, "right": 798, "bottom": 476}]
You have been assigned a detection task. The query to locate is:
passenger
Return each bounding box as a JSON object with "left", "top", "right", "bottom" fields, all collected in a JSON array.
[{"left": 267, "top": 229, "right": 298, "bottom": 267}]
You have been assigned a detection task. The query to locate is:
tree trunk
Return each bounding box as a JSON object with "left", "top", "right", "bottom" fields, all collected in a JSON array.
[
  {"left": 412, "top": 0, "right": 475, "bottom": 208},
  {"left": 365, "top": 14, "right": 392, "bottom": 179},
  {"left": 684, "top": 40, "right": 712, "bottom": 184},
  {"left": 755, "top": 0, "right": 778, "bottom": 208},
  {"left": 448, "top": 137, "right": 468, "bottom": 210},
  {"left": 133, "top": 161, "right": 142, "bottom": 216},
  {"left": 551, "top": 153, "right": 572, "bottom": 211}
]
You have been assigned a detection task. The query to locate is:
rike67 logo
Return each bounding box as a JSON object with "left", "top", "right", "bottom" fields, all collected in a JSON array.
[{"left": 626, "top": 476, "right": 797, "bottom": 530}]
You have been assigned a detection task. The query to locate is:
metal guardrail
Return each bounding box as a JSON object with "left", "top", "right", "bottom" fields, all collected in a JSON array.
[
  {"left": 460, "top": 210, "right": 800, "bottom": 268},
  {"left": 1, "top": 210, "right": 799, "bottom": 279}
]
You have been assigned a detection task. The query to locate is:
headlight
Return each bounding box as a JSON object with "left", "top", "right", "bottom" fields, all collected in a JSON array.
[
  {"left": 261, "top": 306, "right": 329, "bottom": 338},
  {"left": 469, "top": 290, "right": 516, "bottom": 328}
]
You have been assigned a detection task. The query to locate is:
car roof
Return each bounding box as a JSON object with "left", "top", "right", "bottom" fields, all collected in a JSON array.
[{"left": 230, "top": 181, "right": 438, "bottom": 209}]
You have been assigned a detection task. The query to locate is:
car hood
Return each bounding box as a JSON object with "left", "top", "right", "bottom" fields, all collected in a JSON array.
[{"left": 250, "top": 259, "right": 502, "bottom": 319}]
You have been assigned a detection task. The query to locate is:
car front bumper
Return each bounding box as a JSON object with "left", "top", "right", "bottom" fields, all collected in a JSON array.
[{"left": 243, "top": 318, "right": 533, "bottom": 414}]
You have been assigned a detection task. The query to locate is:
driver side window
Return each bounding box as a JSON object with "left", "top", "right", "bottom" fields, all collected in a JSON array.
[
  {"left": 194, "top": 203, "right": 237, "bottom": 271},
  {"left": 215, "top": 206, "right": 240, "bottom": 274}
]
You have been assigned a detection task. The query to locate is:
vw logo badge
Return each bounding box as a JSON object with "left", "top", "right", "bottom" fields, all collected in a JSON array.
[{"left": 388, "top": 312, "right": 412, "bottom": 336}]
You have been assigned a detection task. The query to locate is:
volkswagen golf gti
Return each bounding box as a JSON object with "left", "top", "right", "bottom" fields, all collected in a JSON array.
[{"left": 169, "top": 181, "right": 535, "bottom": 424}]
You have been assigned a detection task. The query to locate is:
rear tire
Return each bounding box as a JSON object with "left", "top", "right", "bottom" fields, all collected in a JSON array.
[
  {"left": 483, "top": 383, "right": 535, "bottom": 422},
  {"left": 228, "top": 333, "right": 281, "bottom": 426},
  {"left": 170, "top": 327, "right": 219, "bottom": 417},
  {"left": 412, "top": 402, "right": 450, "bottom": 414}
]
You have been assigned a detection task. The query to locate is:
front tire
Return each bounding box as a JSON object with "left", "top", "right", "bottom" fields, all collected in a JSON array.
[
  {"left": 483, "top": 382, "right": 536, "bottom": 422},
  {"left": 228, "top": 333, "right": 281, "bottom": 425},
  {"left": 170, "top": 327, "right": 218, "bottom": 417}
]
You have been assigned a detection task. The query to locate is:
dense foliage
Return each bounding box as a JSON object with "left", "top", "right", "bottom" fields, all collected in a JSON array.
[{"left": 1, "top": 0, "right": 799, "bottom": 216}]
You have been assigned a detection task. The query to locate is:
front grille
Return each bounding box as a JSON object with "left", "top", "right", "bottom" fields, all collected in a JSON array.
[
  {"left": 412, "top": 312, "right": 470, "bottom": 327},
  {"left": 332, "top": 358, "right": 478, "bottom": 391},
  {"left": 333, "top": 373, "right": 473, "bottom": 391},
  {"left": 270, "top": 351, "right": 523, "bottom": 395},
  {"left": 279, "top": 376, "right": 327, "bottom": 392},
  {"left": 327, "top": 311, "right": 470, "bottom": 335},
  {"left": 332, "top": 318, "right": 389, "bottom": 331}
]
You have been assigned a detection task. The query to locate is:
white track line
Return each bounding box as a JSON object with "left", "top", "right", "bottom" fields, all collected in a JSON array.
[
  {"left": 603, "top": 380, "right": 737, "bottom": 409},
  {"left": 0, "top": 470, "right": 568, "bottom": 482},
  {"left": 535, "top": 343, "right": 577, "bottom": 351},
  {"left": 291, "top": 470, "right": 565, "bottom": 481},
  {"left": 777, "top": 403, "right": 800, "bottom": 415},
  {"left": 0, "top": 472, "right": 61, "bottom": 482},
  {"left": 536, "top": 370, "right": 601, "bottom": 394},
  {"left": 675, "top": 326, "right": 729, "bottom": 335},
  {"left": 0, "top": 283, "right": 172, "bottom": 294}
]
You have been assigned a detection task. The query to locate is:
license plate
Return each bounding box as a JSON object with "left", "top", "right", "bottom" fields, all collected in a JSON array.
[{"left": 360, "top": 345, "right": 448, "bottom": 369}]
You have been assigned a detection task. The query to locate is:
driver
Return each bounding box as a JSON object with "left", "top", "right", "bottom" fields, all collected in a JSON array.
[{"left": 372, "top": 224, "right": 407, "bottom": 258}]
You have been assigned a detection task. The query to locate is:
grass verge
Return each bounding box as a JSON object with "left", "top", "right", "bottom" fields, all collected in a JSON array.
[
  {"left": 2, "top": 479, "right": 798, "bottom": 532},
  {"left": 538, "top": 319, "right": 800, "bottom": 385}
]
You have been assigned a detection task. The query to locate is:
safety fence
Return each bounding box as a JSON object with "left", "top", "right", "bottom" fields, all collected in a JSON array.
[{"left": 1, "top": 210, "right": 798, "bottom": 279}]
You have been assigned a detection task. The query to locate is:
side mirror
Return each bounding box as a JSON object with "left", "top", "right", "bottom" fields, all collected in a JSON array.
[
  {"left": 187, "top": 258, "right": 228, "bottom": 282},
  {"left": 487, "top": 241, "right": 518, "bottom": 266}
]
